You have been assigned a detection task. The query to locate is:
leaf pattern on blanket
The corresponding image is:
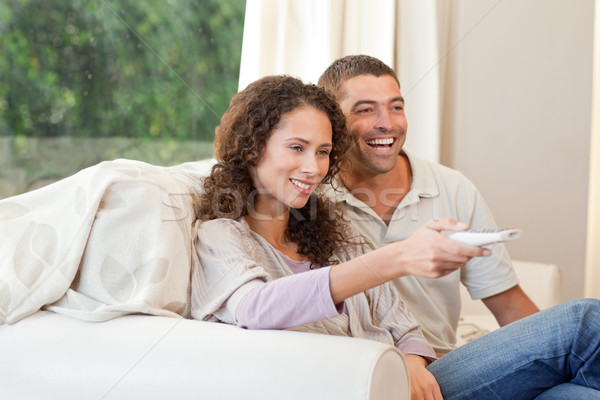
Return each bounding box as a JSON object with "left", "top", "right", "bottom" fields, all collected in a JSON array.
[
  {"left": 14, "top": 222, "right": 58, "bottom": 288},
  {"left": 100, "top": 256, "right": 169, "bottom": 303},
  {"left": 100, "top": 256, "right": 135, "bottom": 303},
  {"left": 0, "top": 202, "right": 30, "bottom": 220},
  {"left": 99, "top": 188, "right": 127, "bottom": 210},
  {"left": 133, "top": 258, "right": 169, "bottom": 285},
  {"left": 59, "top": 257, "right": 82, "bottom": 280}
]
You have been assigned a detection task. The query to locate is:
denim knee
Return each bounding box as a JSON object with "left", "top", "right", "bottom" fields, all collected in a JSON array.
[{"left": 567, "top": 298, "right": 600, "bottom": 321}]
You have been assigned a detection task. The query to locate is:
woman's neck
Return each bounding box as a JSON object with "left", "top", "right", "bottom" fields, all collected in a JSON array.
[
  {"left": 244, "top": 211, "right": 287, "bottom": 243},
  {"left": 244, "top": 212, "right": 303, "bottom": 261}
]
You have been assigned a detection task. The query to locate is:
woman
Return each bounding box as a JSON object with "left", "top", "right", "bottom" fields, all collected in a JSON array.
[{"left": 191, "top": 75, "right": 600, "bottom": 400}]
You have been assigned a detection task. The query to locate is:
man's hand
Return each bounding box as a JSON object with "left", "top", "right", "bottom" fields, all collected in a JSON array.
[
  {"left": 392, "top": 218, "right": 491, "bottom": 279},
  {"left": 404, "top": 354, "right": 443, "bottom": 400}
]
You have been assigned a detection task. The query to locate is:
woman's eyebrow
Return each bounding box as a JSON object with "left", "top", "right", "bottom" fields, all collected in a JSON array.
[
  {"left": 284, "top": 137, "right": 310, "bottom": 144},
  {"left": 284, "top": 137, "right": 332, "bottom": 147}
]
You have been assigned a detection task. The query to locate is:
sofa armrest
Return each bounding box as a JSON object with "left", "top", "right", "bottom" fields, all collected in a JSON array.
[{"left": 0, "top": 311, "right": 409, "bottom": 400}]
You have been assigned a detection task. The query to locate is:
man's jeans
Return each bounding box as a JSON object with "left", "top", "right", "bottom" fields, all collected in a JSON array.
[{"left": 427, "top": 298, "right": 600, "bottom": 399}]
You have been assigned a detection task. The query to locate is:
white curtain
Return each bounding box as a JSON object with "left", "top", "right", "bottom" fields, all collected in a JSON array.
[
  {"left": 238, "top": 0, "right": 442, "bottom": 162},
  {"left": 585, "top": 0, "right": 600, "bottom": 299}
]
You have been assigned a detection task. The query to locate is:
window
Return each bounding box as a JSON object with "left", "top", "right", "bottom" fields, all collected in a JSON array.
[{"left": 0, "top": 0, "right": 246, "bottom": 198}]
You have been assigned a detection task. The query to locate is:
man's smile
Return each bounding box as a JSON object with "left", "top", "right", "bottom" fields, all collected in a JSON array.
[{"left": 365, "top": 137, "right": 396, "bottom": 149}]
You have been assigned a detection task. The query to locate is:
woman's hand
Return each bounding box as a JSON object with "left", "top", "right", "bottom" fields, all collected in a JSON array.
[
  {"left": 404, "top": 354, "right": 443, "bottom": 400},
  {"left": 392, "top": 218, "right": 490, "bottom": 279}
]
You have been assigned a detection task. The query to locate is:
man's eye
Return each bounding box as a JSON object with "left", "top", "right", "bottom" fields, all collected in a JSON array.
[{"left": 356, "top": 108, "right": 372, "bottom": 114}]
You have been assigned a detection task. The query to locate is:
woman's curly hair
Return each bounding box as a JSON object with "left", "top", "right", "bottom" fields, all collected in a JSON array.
[{"left": 194, "top": 75, "right": 355, "bottom": 266}]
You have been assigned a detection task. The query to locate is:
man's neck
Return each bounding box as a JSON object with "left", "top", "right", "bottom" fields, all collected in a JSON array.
[{"left": 341, "top": 155, "right": 412, "bottom": 225}]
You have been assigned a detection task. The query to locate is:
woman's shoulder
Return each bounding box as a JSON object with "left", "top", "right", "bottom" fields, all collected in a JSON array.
[
  {"left": 197, "top": 218, "right": 252, "bottom": 241},
  {"left": 198, "top": 217, "right": 248, "bottom": 229}
]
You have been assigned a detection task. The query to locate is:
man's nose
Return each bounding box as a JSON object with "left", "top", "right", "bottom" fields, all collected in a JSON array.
[{"left": 373, "top": 110, "right": 393, "bottom": 132}]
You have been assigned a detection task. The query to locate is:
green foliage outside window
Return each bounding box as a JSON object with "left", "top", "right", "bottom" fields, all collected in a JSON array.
[
  {"left": 0, "top": 0, "right": 246, "bottom": 140},
  {"left": 0, "top": 0, "right": 246, "bottom": 197}
]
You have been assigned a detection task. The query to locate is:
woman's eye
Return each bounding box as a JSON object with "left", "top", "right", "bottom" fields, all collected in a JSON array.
[
  {"left": 290, "top": 145, "right": 303, "bottom": 152},
  {"left": 317, "top": 149, "right": 330, "bottom": 156}
]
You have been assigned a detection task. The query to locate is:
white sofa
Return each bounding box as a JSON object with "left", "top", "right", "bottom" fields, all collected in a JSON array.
[{"left": 0, "top": 310, "right": 410, "bottom": 400}]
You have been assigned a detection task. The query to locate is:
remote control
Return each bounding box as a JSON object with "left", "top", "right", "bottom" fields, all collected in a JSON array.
[{"left": 447, "top": 228, "right": 522, "bottom": 246}]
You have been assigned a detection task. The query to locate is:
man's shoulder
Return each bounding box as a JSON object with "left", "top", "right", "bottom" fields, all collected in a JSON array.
[
  {"left": 406, "top": 150, "right": 477, "bottom": 192},
  {"left": 407, "top": 151, "right": 467, "bottom": 180}
]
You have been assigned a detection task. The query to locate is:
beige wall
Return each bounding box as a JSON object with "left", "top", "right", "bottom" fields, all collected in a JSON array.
[{"left": 439, "top": 0, "right": 595, "bottom": 301}]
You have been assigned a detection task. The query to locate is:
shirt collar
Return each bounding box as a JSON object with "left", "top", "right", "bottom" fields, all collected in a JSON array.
[{"left": 403, "top": 148, "right": 439, "bottom": 199}]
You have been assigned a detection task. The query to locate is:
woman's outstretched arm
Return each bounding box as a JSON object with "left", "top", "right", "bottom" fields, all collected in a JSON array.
[{"left": 329, "top": 218, "right": 490, "bottom": 304}]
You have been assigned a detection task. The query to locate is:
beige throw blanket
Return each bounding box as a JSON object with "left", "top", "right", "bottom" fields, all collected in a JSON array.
[{"left": 0, "top": 158, "right": 214, "bottom": 324}]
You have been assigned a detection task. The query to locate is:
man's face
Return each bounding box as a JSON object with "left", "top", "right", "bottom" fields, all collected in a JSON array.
[{"left": 338, "top": 74, "right": 407, "bottom": 176}]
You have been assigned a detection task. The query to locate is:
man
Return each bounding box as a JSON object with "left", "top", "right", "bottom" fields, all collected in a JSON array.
[{"left": 318, "top": 54, "right": 539, "bottom": 354}]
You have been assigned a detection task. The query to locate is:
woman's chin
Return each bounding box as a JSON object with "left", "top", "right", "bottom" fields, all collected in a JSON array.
[{"left": 287, "top": 196, "right": 310, "bottom": 210}]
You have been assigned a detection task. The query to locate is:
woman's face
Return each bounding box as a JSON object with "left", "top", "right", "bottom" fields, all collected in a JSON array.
[{"left": 250, "top": 105, "right": 333, "bottom": 218}]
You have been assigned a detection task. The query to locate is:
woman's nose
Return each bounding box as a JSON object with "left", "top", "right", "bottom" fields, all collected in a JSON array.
[{"left": 300, "top": 154, "right": 319, "bottom": 175}]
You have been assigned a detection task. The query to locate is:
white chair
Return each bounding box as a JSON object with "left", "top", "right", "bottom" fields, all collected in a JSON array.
[{"left": 457, "top": 260, "right": 562, "bottom": 346}]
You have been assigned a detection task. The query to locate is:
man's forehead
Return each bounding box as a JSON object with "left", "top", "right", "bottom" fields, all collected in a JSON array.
[{"left": 340, "top": 74, "right": 403, "bottom": 104}]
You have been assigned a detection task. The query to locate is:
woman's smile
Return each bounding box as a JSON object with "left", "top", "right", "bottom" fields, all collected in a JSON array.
[{"left": 290, "top": 178, "right": 315, "bottom": 193}]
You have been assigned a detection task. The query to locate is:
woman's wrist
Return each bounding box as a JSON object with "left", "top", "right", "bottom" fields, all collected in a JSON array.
[{"left": 404, "top": 354, "right": 428, "bottom": 367}]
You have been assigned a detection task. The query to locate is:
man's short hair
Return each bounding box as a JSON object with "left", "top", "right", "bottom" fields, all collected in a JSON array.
[{"left": 318, "top": 55, "right": 400, "bottom": 100}]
